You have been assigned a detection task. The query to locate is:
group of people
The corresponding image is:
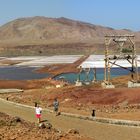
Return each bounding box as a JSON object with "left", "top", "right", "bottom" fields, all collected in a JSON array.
[{"left": 35, "top": 98, "right": 59, "bottom": 123}]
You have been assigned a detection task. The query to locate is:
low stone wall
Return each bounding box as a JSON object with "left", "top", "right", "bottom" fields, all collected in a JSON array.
[
  {"left": 60, "top": 112, "right": 140, "bottom": 127},
  {"left": 0, "top": 89, "right": 23, "bottom": 94}
]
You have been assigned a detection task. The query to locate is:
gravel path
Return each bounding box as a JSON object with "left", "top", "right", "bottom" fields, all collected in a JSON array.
[{"left": 0, "top": 98, "right": 140, "bottom": 140}]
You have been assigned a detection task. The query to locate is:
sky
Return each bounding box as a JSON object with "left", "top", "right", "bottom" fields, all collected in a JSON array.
[{"left": 0, "top": 0, "right": 140, "bottom": 31}]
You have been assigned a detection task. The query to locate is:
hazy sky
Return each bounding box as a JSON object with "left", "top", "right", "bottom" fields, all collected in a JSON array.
[{"left": 0, "top": 0, "right": 140, "bottom": 31}]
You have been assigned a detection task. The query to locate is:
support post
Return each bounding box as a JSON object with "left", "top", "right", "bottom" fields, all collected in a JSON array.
[{"left": 93, "top": 67, "right": 97, "bottom": 82}]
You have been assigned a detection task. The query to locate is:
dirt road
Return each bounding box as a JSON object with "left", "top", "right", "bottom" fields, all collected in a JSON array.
[{"left": 0, "top": 98, "right": 140, "bottom": 140}]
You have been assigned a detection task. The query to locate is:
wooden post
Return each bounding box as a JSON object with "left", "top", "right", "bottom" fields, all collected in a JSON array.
[
  {"left": 108, "top": 64, "right": 111, "bottom": 84},
  {"left": 85, "top": 68, "right": 90, "bottom": 81},
  {"left": 133, "top": 39, "right": 139, "bottom": 82},
  {"left": 93, "top": 67, "right": 97, "bottom": 82},
  {"left": 104, "top": 37, "right": 109, "bottom": 83},
  {"left": 77, "top": 66, "right": 82, "bottom": 82}
]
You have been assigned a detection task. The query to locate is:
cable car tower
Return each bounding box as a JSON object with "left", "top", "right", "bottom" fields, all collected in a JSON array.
[{"left": 102, "top": 34, "right": 140, "bottom": 88}]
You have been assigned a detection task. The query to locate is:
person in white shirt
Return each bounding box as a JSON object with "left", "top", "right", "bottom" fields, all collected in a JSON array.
[{"left": 35, "top": 104, "right": 42, "bottom": 123}]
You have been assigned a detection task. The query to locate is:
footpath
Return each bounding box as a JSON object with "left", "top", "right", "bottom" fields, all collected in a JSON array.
[{"left": 0, "top": 98, "right": 140, "bottom": 140}]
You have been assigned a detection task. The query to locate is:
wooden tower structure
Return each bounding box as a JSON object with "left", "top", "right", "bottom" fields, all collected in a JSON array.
[{"left": 103, "top": 34, "right": 139, "bottom": 88}]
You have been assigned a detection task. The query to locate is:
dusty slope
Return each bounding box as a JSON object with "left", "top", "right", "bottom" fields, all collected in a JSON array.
[
  {"left": 0, "top": 16, "right": 140, "bottom": 55},
  {"left": 0, "top": 112, "right": 93, "bottom": 140},
  {"left": 1, "top": 85, "right": 140, "bottom": 120},
  {"left": 6, "top": 86, "right": 140, "bottom": 106},
  {"left": 0, "top": 16, "right": 134, "bottom": 43}
]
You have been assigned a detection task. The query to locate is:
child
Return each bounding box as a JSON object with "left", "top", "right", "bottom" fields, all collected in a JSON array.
[{"left": 35, "top": 104, "right": 42, "bottom": 123}]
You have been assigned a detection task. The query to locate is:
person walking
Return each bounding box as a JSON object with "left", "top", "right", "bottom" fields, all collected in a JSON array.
[
  {"left": 53, "top": 98, "right": 59, "bottom": 116},
  {"left": 35, "top": 104, "right": 42, "bottom": 123}
]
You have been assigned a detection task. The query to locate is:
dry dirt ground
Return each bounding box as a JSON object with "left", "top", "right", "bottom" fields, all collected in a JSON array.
[
  {"left": 0, "top": 112, "right": 93, "bottom": 140},
  {"left": 1, "top": 85, "right": 140, "bottom": 121},
  {"left": 1, "top": 75, "right": 140, "bottom": 140},
  {"left": 1, "top": 99, "right": 140, "bottom": 140}
]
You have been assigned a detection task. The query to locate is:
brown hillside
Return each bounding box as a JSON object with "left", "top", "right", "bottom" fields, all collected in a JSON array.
[{"left": 0, "top": 16, "right": 140, "bottom": 55}]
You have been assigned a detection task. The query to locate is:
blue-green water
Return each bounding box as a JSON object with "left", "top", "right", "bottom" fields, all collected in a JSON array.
[
  {"left": 55, "top": 68, "right": 135, "bottom": 83},
  {"left": 0, "top": 66, "right": 50, "bottom": 80},
  {"left": 0, "top": 67, "right": 137, "bottom": 83}
]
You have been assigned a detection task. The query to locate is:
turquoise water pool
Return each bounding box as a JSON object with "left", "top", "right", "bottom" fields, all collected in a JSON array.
[
  {"left": 54, "top": 68, "right": 136, "bottom": 83},
  {"left": 0, "top": 66, "right": 137, "bottom": 83}
]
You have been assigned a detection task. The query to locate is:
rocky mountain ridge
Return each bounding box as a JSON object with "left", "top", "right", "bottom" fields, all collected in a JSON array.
[{"left": 0, "top": 16, "right": 139, "bottom": 55}]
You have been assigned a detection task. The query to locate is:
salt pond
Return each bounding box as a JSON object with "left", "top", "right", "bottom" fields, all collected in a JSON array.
[
  {"left": 0, "top": 66, "right": 50, "bottom": 80},
  {"left": 55, "top": 67, "right": 134, "bottom": 83},
  {"left": 0, "top": 55, "right": 139, "bottom": 82},
  {"left": 0, "top": 66, "right": 133, "bottom": 82}
]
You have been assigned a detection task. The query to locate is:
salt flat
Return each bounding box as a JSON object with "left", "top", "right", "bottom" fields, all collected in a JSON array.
[
  {"left": 2, "top": 55, "right": 83, "bottom": 67},
  {"left": 1, "top": 55, "right": 140, "bottom": 68},
  {"left": 3, "top": 56, "right": 46, "bottom": 61},
  {"left": 80, "top": 55, "right": 140, "bottom": 68}
]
